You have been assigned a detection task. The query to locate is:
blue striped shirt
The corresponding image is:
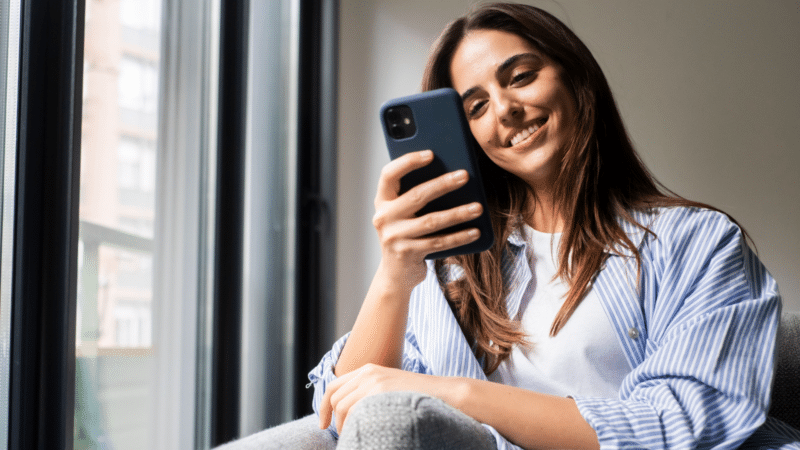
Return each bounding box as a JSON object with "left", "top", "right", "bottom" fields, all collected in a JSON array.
[{"left": 309, "top": 207, "right": 800, "bottom": 449}]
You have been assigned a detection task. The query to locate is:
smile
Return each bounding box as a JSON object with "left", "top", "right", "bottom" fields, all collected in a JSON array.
[{"left": 508, "top": 118, "right": 547, "bottom": 147}]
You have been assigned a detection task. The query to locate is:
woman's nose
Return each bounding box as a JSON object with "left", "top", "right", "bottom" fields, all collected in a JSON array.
[{"left": 495, "top": 93, "right": 523, "bottom": 124}]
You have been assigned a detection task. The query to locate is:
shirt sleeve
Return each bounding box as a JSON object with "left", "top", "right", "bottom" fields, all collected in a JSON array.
[
  {"left": 574, "top": 209, "right": 784, "bottom": 449},
  {"left": 307, "top": 317, "right": 432, "bottom": 436}
]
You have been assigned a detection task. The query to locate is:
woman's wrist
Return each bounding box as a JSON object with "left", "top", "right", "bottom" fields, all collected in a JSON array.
[
  {"left": 373, "top": 258, "right": 426, "bottom": 298},
  {"left": 430, "top": 376, "right": 473, "bottom": 411}
]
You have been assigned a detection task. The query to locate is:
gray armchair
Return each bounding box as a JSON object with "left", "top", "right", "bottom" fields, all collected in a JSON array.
[{"left": 770, "top": 311, "right": 800, "bottom": 430}]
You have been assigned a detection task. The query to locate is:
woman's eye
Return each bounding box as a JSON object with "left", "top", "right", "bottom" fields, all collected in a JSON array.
[
  {"left": 468, "top": 100, "right": 487, "bottom": 117},
  {"left": 511, "top": 70, "right": 535, "bottom": 85}
]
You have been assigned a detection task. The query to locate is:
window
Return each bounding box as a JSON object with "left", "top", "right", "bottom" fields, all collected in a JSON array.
[
  {"left": 118, "top": 57, "right": 159, "bottom": 115},
  {"left": 77, "top": 1, "right": 163, "bottom": 446},
  {"left": 120, "top": 0, "right": 161, "bottom": 31},
  {"left": 118, "top": 137, "right": 156, "bottom": 212},
  {"left": 3, "top": 0, "right": 336, "bottom": 448}
]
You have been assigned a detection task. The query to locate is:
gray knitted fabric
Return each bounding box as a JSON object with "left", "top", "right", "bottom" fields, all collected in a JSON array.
[
  {"left": 337, "top": 391, "right": 497, "bottom": 450},
  {"left": 214, "top": 414, "right": 337, "bottom": 450},
  {"left": 770, "top": 312, "right": 800, "bottom": 431}
]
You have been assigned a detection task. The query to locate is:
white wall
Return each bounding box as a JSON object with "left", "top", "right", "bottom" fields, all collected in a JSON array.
[{"left": 336, "top": 0, "right": 800, "bottom": 337}]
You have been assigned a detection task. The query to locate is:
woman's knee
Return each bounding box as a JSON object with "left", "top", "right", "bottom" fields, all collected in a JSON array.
[{"left": 338, "top": 391, "right": 496, "bottom": 450}]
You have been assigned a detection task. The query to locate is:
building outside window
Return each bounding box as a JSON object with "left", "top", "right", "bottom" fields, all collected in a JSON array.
[{"left": 76, "top": 0, "right": 161, "bottom": 447}]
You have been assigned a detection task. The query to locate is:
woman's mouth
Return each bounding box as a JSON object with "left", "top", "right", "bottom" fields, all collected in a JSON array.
[{"left": 508, "top": 118, "right": 548, "bottom": 147}]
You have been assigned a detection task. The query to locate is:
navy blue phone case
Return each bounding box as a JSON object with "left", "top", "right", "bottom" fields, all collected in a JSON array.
[{"left": 380, "top": 88, "right": 494, "bottom": 259}]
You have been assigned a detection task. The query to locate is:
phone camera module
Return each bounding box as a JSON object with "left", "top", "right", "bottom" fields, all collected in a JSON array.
[
  {"left": 384, "top": 105, "right": 416, "bottom": 140},
  {"left": 389, "top": 124, "right": 405, "bottom": 139}
]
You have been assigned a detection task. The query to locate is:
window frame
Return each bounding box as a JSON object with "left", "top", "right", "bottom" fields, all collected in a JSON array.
[
  {"left": 293, "top": 0, "right": 338, "bottom": 418},
  {"left": 9, "top": 0, "right": 85, "bottom": 448},
  {"left": 0, "top": 0, "right": 22, "bottom": 446}
]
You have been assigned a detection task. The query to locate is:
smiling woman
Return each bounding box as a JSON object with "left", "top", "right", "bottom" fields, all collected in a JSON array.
[
  {"left": 333, "top": 1, "right": 800, "bottom": 342},
  {"left": 306, "top": 3, "right": 799, "bottom": 450},
  {"left": 202, "top": 1, "right": 800, "bottom": 449},
  {"left": 450, "top": 32, "right": 576, "bottom": 193}
]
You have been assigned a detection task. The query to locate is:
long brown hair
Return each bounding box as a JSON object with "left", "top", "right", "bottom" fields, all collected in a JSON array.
[{"left": 423, "top": 3, "right": 729, "bottom": 375}]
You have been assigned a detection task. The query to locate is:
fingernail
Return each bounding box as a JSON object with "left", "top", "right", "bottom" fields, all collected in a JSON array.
[
  {"left": 421, "top": 150, "right": 433, "bottom": 159},
  {"left": 452, "top": 170, "right": 467, "bottom": 182},
  {"left": 468, "top": 203, "right": 481, "bottom": 213},
  {"left": 468, "top": 229, "right": 480, "bottom": 238}
]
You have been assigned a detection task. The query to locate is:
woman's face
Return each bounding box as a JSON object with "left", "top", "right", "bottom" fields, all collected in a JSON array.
[{"left": 450, "top": 29, "right": 577, "bottom": 189}]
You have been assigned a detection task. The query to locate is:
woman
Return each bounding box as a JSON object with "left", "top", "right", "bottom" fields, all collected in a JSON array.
[{"left": 310, "top": 3, "right": 797, "bottom": 449}]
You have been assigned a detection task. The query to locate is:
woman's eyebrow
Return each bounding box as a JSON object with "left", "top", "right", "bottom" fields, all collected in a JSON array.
[
  {"left": 497, "top": 52, "right": 541, "bottom": 74},
  {"left": 459, "top": 53, "right": 543, "bottom": 103},
  {"left": 460, "top": 86, "right": 480, "bottom": 103}
]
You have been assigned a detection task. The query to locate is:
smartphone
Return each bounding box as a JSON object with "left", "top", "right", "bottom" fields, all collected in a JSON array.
[{"left": 380, "top": 87, "right": 494, "bottom": 259}]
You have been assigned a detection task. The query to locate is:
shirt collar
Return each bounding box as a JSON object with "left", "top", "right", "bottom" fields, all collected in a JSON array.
[
  {"left": 608, "top": 210, "right": 651, "bottom": 258},
  {"left": 507, "top": 226, "right": 527, "bottom": 248},
  {"left": 504, "top": 210, "right": 652, "bottom": 258}
]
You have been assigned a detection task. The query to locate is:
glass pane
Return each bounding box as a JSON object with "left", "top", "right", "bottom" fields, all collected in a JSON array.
[
  {"left": 76, "top": 0, "right": 161, "bottom": 447},
  {"left": 1, "top": 0, "right": 22, "bottom": 446}
]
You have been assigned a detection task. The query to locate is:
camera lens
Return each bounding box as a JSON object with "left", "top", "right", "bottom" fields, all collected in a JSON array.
[
  {"left": 386, "top": 109, "right": 401, "bottom": 123},
  {"left": 389, "top": 124, "right": 405, "bottom": 139}
]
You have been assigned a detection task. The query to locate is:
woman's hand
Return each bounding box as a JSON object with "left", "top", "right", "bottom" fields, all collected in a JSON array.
[
  {"left": 319, "top": 364, "right": 600, "bottom": 450},
  {"left": 373, "top": 149, "right": 483, "bottom": 291},
  {"left": 330, "top": 150, "right": 484, "bottom": 379},
  {"left": 318, "top": 364, "right": 447, "bottom": 434}
]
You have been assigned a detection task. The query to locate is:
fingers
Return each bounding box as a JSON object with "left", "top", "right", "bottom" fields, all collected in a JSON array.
[
  {"left": 318, "top": 370, "right": 354, "bottom": 429},
  {"left": 318, "top": 366, "right": 369, "bottom": 431},
  {"left": 418, "top": 227, "right": 481, "bottom": 254},
  {"left": 373, "top": 168, "right": 474, "bottom": 233},
  {"left": 381, "top": 226, "right": 481, "bottom": 264},
  {"left": 404, "top": 201, "right": 483, "bottom": 239},
  {"left": 329, "top": 377, "right": 366, "bottom": 435},
  {"left": 318, "top": 390, "right": 333, "bottom": 429},
  {"left": 375, "top": 150, "right": 434, "bottom": 203},
  {"left": 372, "top": 150, "right": 486, "bottom": 281},
  {"left": 374, "top": 204, "right": 483, "bottom": 273},
  {"left": 375, "top": 150, "right": 471, "bottom": 212},
  {"left": 320, "top": 366, "right": 434, "bottom": 435},
  {"left": 376, "top": 214, "right": 480, "bottom": 268},
  {"left": 393, "top": 169, "right": 470, "bottom": 217}
]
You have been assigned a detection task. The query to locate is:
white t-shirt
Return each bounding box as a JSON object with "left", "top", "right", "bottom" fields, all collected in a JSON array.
[{"left": 488, "top": 225, "right": 630, "bottom": 398}]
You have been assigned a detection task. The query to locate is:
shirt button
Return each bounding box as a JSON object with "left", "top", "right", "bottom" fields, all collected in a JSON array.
[{"left": 628, "top": 327, "right": 640, "bottom": 340}]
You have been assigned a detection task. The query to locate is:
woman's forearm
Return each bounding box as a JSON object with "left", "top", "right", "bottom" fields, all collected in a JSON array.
[
  {"left": 334, "top": 149, "right": 480, "bottom": 377},
  {"left": 334, "top": 263, "right": 413, "bottom": 376},
  {"left": 442, "top": 377, "right": 600, "bottom": 450}
]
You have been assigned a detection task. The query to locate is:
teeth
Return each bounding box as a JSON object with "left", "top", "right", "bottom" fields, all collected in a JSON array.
[{"left": 510, "top": 124, "right": 540, "bottom": 146}]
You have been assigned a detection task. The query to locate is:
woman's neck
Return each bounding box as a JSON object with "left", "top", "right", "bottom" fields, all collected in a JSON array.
[{"left": 525, "top": 189, "right": 564, "bottom": 233}]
